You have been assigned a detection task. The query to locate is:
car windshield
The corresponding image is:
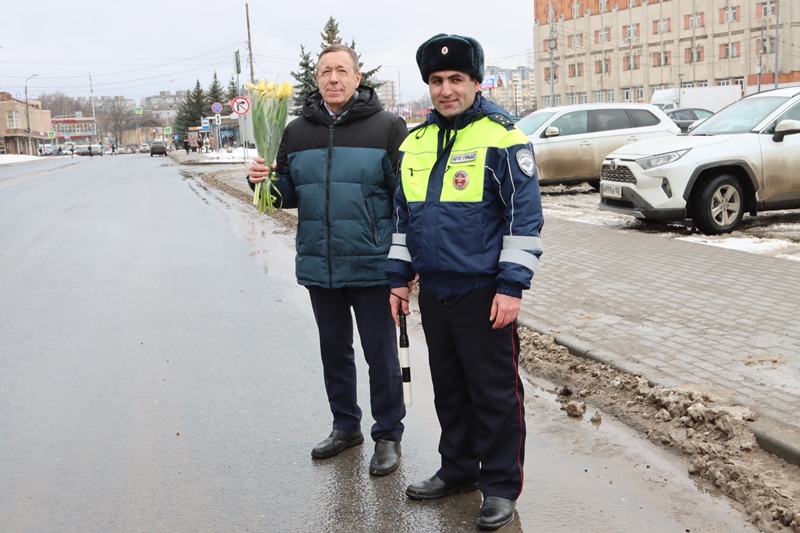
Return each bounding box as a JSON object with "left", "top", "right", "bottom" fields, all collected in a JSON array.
[
  {"left": 689, "top": 96, "right": 789, "bottom": 135},
  {"left": 515, "top": 111, "right": 557, "bottom": 135}
]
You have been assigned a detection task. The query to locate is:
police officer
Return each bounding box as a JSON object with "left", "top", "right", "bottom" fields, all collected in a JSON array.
[{"left": 387, "top": 33, "right": 544, "bottom": 531}]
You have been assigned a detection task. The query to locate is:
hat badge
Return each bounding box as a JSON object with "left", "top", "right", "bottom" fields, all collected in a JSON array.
[{"left": 441, "top": 46, "right": 449, "bottom": 55}]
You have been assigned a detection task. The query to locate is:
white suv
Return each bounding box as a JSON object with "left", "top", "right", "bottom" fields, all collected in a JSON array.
[
  {"left": 598, "top": 87, "right": 800, "bottom": 234},
  {"left": 515, "top": 103, "right": 679, "bottom": 187}
]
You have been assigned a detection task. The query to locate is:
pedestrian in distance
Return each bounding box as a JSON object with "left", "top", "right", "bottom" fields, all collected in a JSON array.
[
  {"left": 111, "top": 143, "right": 117, "bottom": 155},
  {"left": 387, "top": 33, "right": 544, "bottom": 531},
  {"left": 247, "top": 44, "right": 409, "bottom": 476},
  {"left": 183, "top": 138, "right": 190, "bottom": 155}
]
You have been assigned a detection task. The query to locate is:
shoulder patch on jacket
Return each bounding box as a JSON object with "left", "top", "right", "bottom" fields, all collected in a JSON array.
[
  {"left": 486, "top": 112, "right": 516, "bottom": 131},
  {"left": 516, "top": 149, "right": 535, "bottom": 177}
]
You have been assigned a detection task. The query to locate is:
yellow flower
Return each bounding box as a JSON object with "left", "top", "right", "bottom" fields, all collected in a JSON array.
[
  {"left": 256, "top": 78, "right": 266, "bottom": 93},
  {"left": 245, "top": 81, "right": 256, "bottom": 91},
  {"left": 276, "top": 81, "right": 293, "bottom": 100}
]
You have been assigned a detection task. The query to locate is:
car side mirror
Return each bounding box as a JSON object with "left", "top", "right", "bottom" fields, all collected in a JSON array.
[
  {"left": 687, "top": 118, "right": 706, "bottom": 133},
  {"left": 544, "top": 126, "right": 560, "bottom": 137},
  {"left": 772, "top": 119, "right": 800, "bottom": 143}
]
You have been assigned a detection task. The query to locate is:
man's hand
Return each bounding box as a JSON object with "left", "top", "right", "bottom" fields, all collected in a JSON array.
[
  {"left": 389, "top": 287, "right": 410, "bottom": 327},
  {"left": 248, "top": 156, "right": 275, "bottom": 183},
  {"left": 490, "top": 293, "right": 521, "bottom": 329}
]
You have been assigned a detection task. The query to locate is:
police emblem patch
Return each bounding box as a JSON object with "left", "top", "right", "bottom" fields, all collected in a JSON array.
[
  {"left": 441, "top": 46, "right": 449, "bottom": 55},
  {"left": 516, "top": 149, "right": 535, "bottom": 177},
  {"left": 453, "top": 170, "right": 469, "bottom": 190}
]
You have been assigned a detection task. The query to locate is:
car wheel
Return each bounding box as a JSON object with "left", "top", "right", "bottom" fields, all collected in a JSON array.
[
  {"left": 151, "top": 153, "right": 154, "bottom": 157},
  {"left": 690, "top": 174, "right": 744, "bottom": 235}
]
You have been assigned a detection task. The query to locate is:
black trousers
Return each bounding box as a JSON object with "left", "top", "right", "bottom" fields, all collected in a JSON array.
[
  {"left": 418, "top": 285, "right": 525, "bottom": 500},
  {"left": 307, "top": 285, "right": 405, "bottom": 442}
]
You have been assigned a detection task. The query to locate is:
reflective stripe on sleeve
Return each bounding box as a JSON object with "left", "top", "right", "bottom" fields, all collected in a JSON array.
[
  {"left": 388, "top": 245, "right": 412, "bottom": 262},
  {"left": 499, "top": 249, "right": 540, "bottom": 271},
  {"left": 392, "top": 234, "right": 407, "bottom": 245},
  {"left": 502, "top": 235, "right": 543, "bottom": 253}
]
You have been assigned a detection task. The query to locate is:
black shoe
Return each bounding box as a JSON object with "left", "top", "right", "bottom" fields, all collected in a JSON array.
[
  {"left": 311, "top": 429, "right": 364, "bottom": 459},
  {"left": 369, "top": 440, "right": 401, "bottom": 476},
  {"left": 405, "top": 475, "right": 479, "bottom": 500},
  {"left": 478, "top": 496, "right": 516, "bottom": 530}
]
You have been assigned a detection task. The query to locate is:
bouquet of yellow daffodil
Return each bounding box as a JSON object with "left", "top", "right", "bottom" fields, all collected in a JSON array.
[{"left": 246, "top": 78, "right": 293, "bottom": 214}]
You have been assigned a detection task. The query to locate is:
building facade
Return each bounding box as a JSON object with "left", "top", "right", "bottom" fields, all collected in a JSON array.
[
  {"left": 482, "top": 66, "right": 536, "bottom": 116},
  {"left": 533, "top": 0, "right": 800, "bottom": 108},
  {"left": 0, "top": 92, "right": 52, "bottom": 155}
]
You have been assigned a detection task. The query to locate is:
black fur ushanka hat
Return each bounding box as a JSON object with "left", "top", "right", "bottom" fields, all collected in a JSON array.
[{"left": 415, "top": 33, "right": 485, "bottom": 84}]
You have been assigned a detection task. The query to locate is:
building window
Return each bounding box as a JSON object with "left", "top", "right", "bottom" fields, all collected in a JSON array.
[
  {"left": 567, "top": 92, "right": 577, "bottom": 105},
  {"left": 555, "top": 95, "right": 562, "bottom": 106},
  {"left": 721, "top": 6, "right": 739, "bottom": 23},
  {"left": 580, "top": 92, "right": 588, "bottom": 104},
  {"left": 621, "top": 87, "right": 632, "bottom": 102},
  {"left": 543, "top": 96, "right": 551, "bottom": 108},
  {"left": 599, "top": 0, "right": 607, "bottom": 12},
  {"left": 606, "top": 89, "right": 615, "bottom": 102},
  {"left": 653, "top": 52, "right": 671, "bottom": 66},
  {"left": 625, "top": 23, "right": 640, "bottom": 40},
  {"left": 760, "top": 1, "right": 775, "bottom": 18},
  {"left": 636, "top": 86, "right": 645, "bottom": 101},
  {"left": 595, "top": 58, "right": 611, "bottom": 74},
  {"left": 760, "top": 37, "right": 776, "bottom": 54},
  {"left": 593, "top": 90, "right": 604, "bottom": 103},
  {"left": 6, "top": 110, "right": 21, "bottom": 129},
  {"left": 685, "top": 46, "right": 704, "bottom": 63},
  {"left": 572, "top": 2, "right": 581, "bottom": 17},
  {"left": 685, "top": 12, "right": 703, "bottom": 29},
  {"left": 720, "top": 42, "right": 740, "bottom": 59},
  {"left": 717, "top": 78, "right": 732, "bottom": 86},
  {"left": 653, "top": 18, "right": 670, "bottom": 34},
  {"left": 697, "top": 80, "right": 708, "bottom": 87}
]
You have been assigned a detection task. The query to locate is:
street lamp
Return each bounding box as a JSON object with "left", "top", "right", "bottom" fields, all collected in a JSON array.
[{"left": 25, "top": 74, "right": 39, "bottom": 156}]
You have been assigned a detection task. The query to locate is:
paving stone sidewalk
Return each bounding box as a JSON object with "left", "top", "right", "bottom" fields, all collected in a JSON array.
[{"left": 518, "top": 217, "right": 800, "bottom": 464}]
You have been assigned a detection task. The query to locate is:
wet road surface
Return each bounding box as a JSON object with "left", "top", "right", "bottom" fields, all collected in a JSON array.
[{"left": 0, "top": 156, "right": 755, "bottom": 532}]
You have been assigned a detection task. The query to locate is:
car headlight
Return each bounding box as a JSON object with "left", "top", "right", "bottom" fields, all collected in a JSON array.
[{"left": 636, "top": 149, "right": 690, "bottom": 170}]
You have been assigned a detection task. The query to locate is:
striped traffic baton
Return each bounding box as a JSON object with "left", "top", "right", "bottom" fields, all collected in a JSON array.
[{"left": 398, "top": 312, "right": 412, "bottom": 406}]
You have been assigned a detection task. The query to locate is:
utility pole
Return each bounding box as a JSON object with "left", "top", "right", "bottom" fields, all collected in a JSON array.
[
  {"left": 89, "top": 72, "right": 96, "bottom": 144},
  {"left": 246, "top": 3, "right": 255, "bottom": 85},
  {"left": 757, "top": 18, "right": 766, "bottom": 93},
  {"left": 25, "top": 74, "right": 39, "bottom": 156},
  {"left": 774, "top": 0, "right": 780, "bottom": 89},
  {"left": 548, "top": 0, "right": 556, "bottom": 105}
]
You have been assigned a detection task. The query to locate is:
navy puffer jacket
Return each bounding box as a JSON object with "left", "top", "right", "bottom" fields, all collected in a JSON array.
[{"left": 249, "top": 86, "right": 407, "bottom": 288}]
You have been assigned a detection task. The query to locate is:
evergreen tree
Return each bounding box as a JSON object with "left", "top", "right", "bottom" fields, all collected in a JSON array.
[
  {"left": 290, "top": 45, "right": 317, "bottom": 116},
  {"left": 173, "top": 80, "right": 206, "bottom": 139},
  {"left": 319, "top": 17, "right": 342, "bottom": 48},
  {"left": 205, "top": 72, "right": 225, "bottom": 117},
  {"left": 318, "top": 17, "right": 381, "bottom": 89},
  {"left": 226, "top": 76, "right": 239, "bottom": 115}
]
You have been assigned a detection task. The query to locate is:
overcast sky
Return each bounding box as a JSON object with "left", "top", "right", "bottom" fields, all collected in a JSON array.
[{"left": 1, "top": 1, "right": 535, "bottom": 105}]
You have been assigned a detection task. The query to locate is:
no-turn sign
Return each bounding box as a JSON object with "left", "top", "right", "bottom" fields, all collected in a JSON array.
[{"left": 230, "top": 96, "right": 250, "bottom": 115}]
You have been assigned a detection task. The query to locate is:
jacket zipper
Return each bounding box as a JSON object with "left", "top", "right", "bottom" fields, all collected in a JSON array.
[{"left": 326, "top": 123, "right": 335, "bottom": 288}]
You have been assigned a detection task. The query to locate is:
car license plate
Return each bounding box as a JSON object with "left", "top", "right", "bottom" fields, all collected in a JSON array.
[{"left": 602, "top": 184, "right": 622, "bottom": 199}]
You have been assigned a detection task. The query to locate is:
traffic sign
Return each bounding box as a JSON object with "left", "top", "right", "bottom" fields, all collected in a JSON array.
[
  {"left": 134, "top": 106, "right": 143, "bottom": 115},
  {"left": 211, "top": 101, "right": 223, "bottom": 114},
  {"left": 201, "top": 118, "right": 210, "bottom": 131},
  {"left": 164, "top": 126, "right": 172, "bottom": 135},
  {"left": 230, "top": 96, "right": 250, "bottom": 115},
  {"left": 215, "top": 114, "right": 221, "bottom": 125},
  {"left": 47, "top": 131, "right": 56, "bottom": 138}
]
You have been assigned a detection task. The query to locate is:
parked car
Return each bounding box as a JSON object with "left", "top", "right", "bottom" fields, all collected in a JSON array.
[
  {"left": 76, "top": 145, "right": 91, "bottom": 156},
  {"left": 139, "top": 144, "right": 150, "bottom": 153},
  {"left": 515, "top": 103, "right": 680, "bottom": 188},
  {"left": 150, "top": 140, "right": 168, "bottom": 156},
  {"left": 663, "top": 107, "right": 714, "bottom": 133},
  {"left": 598, "top": 87, "right": 800, "bottom": 235}
]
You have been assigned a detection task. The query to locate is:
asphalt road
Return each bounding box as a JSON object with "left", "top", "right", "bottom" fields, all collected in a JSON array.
[{"left": 0, "top": 155, "right": 756, "bottom": 532}]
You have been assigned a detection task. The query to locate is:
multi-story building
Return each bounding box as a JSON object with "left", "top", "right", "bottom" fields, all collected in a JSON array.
[
  {"left": 0, "top": 92, "right": 52, "bottom": 155},
  {"left": 377, "top": 80, "right": 398, "bottom": 110},
  {"left": 142, "top": 90, "right": 186, "bottom": 127},
  {"left": 482, "top": 66, "right": 536, "bottom": 116},
  {"left": 52, "top": 112, "right": 97, "bottom": 146},
  {"left": 533, "top": 0, "right": 800, "bottom": 108}
]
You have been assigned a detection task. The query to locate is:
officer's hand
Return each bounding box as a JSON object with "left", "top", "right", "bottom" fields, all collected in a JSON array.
[
  {"left": 390, "top": 287, "right": 410, "bottom": 327},
  {"left": 490, "top": 293, "right": 521, "bottom": 329},
  {"left": 249, "top": 157, "right": 275, "bottom": 184}
]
